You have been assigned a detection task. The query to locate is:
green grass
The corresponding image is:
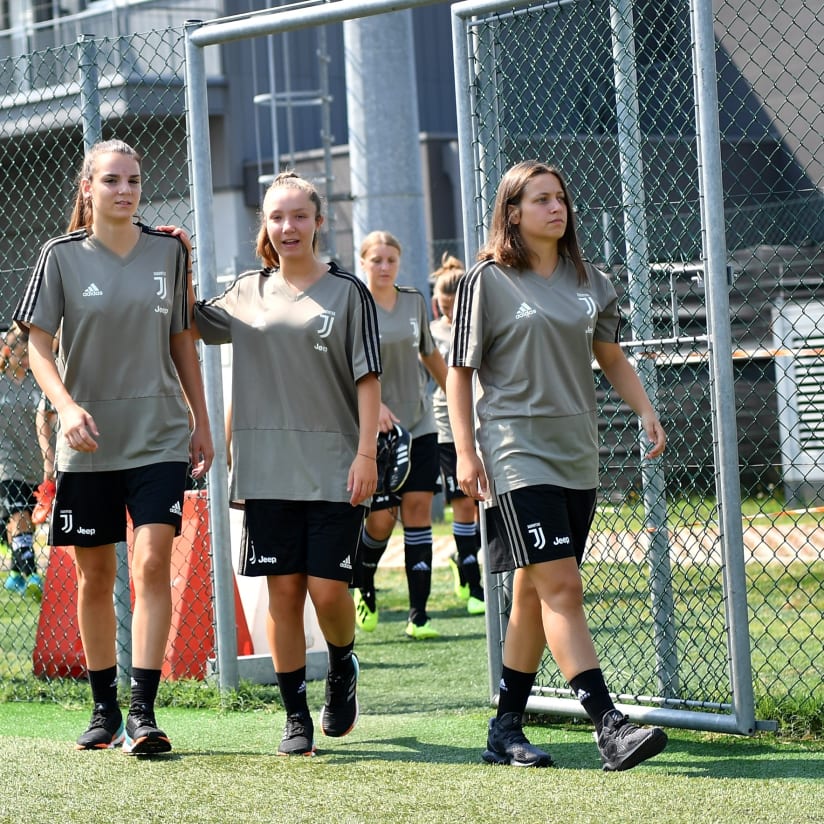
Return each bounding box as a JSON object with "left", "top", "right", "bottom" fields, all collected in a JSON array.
[
  {"left": 2, "top": 551, "right": 823, "bottom": 735},
  {"left": 592, "top": 492, "right": 824, "bottom": 532},
  {"left": 1, "top": 571, "right": 823, "bottom": 824}
]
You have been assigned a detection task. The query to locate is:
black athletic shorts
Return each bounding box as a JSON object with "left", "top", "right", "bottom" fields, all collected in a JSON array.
[
  {"left": 437, "top": 441, "right": 468, "bottom": 504},
  {"left": 369, "top": 432, "right": 442, "bottom": 512},
  {"left": 485, "top": 484, "right": 597, "bottom": 574},
  {"left": 50, "top": 462, "right": 188, "bottom": 547},
  {"left": 240, "top": 499, "right": 366, "bottom": 581}
]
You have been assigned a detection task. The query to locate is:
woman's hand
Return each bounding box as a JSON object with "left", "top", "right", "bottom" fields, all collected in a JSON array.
[
  {"left": 377, "top": 402, "right": 400, "bottom": 433},
  {"left": 640, "top": 410, "right": 666, "bottom": 459},
  {"left": 156, "top": 224, "right": 192, "bottom": 256},
  {"left": 60, "top": 402, "right": 99, "bottom": 452},
  {"left": 456, "top": 450, "right": 489, "bottom": 501},
  {"left": 348, "top": 453, "right": 378, "bottom": 506},
  {"left": 189, "top": 422, "right": 215, "bottom": 479}
]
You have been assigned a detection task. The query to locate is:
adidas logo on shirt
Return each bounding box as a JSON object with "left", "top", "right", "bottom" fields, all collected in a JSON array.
[
  {"left": 340, "top": 555, "right": 352, "bottom": 570},
  {"left": 515, "top": 302, "right": 536, "bottom": 319},
  {"left": 169, "top": 500, "right": 182, "bottom": 516},
  {"left": 82, "top": 283, "right": 103, "bottom": 297}
]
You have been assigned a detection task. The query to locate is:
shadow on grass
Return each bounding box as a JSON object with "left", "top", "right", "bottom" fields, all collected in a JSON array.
[
  {"left": 315, "top": 735, "right": 486, "bottom": 765},
  {"left": 650, "top": 736, "right": 824, "bottom": 779}
]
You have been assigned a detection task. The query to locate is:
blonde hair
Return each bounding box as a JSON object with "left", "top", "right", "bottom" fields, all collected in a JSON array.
[
  {"left": 67, "top": 140, "right": 142, "bottom": 232},
  {"left": 255, "top": 171, "right": 324, "bottom": 268},
  {"left": 432, "top": 252, "right": 465, "bottom": 297},
  {"left": 359, "top": 230, "right": 402, "bottom": 260}
]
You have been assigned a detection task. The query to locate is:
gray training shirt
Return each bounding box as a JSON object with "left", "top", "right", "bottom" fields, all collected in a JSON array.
[
  {"left": 14, "top": 226, "right": 192, "bottom": 472},
  {"left": 375, "top": 285, "right": 437, "bottom": 439},
  {"left": 194, "top": 262, "right": 381, "bottom": 504},
  {"left": 449, "top": 257, "right": 621, "bottom": 493},
  {"left": 430, "top": 315, "right": 453, "bottom": 444}
]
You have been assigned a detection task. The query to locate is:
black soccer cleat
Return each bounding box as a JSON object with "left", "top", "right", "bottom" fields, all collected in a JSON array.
[
  {"left": 278, "top": 711, "right": 316, "bottom": 756},
  {"left": 375, "top": 423, "right": 412, "bottom": 494},
  {"left": 122, "top": 704, "right": 172, "bottom": 755},
  {"left": 597, "top": 709, "right": 668, "bottom": 771},
  {"left": 481, "top": 712, "right": 553, "bottom": 768},
  {"left": 75, "top": 702, "right": 125, "bottom": 750}
]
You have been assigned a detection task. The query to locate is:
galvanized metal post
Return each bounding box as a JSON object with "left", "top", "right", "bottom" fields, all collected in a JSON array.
[
  {"left": 78, "top": 35, "right": 102, "bottom": 153},
  {"left": 183, "top": 21, "right": 238, "bottom": 693},
  {"left": 609, "top": 0, "right": 680, "bottom": 698},
  {"left": 343, "top": 10, "right": 430, "bottom": 288},
  {"left": 690, "top": 0, "right": 756, "bottom": 735}
]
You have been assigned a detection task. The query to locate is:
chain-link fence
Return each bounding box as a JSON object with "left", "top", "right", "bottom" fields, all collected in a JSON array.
[
  {"left": 0, "top": 16, "right": 221, "bottom": 698},
  {"left": 453, "top": 0, "right": 823, "bottom": 735},
  {"left": 1, "top": 0, "right": 822, "bottom": 737}
]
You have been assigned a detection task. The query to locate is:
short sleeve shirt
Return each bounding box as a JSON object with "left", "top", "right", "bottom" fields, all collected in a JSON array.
[
  {"left": 0, "top": 372, "right": 42, "bottom": 483},
  {"left": 449, "top": 257, "right": 621, "bottom": 493},
  {"left": 14, "top": 225, "right": 192, "bottom": 472},
  {"left": 194, "top": 262, "right": 382, "bottom": 503},
  {"left": 376, "top": 286, "right": 437, "bottom": 438},
  {"left": 430, "top": 315, "right": 453, "bottom": 443}
]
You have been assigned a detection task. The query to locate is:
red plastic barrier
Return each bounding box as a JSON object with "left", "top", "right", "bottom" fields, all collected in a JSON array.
[{"left": 32, "top": 490, "right": 252, "bottom": 681}]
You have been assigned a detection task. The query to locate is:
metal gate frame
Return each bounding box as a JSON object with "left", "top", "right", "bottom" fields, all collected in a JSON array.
[{"left": 450, "top": 0, "right": 758, "bottom": 735}]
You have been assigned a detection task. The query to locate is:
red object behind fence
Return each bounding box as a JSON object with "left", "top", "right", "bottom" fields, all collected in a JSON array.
[{"left": 32, "top": 490, "right": 252, "bottom": 680}]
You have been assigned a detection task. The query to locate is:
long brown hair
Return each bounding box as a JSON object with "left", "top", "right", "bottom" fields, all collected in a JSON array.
[
  {"left": 255, "top": 171, "right": 324, "bottom": 268},
  {"left": 66, "top": 140, "right": 142, "bottom": 232},
  {"left": 478, "top": 160, "right": 588, "bottom": 285}
]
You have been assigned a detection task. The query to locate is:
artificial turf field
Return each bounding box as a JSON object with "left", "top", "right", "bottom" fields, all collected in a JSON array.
[{"left": 1, "top": 568, "right": 822, "bottom": 824}]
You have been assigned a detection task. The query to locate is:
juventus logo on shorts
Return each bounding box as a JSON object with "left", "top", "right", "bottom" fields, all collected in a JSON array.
[
  {"left": 527, "top": 522, "right": 546, "bottom": 550},
  {"left": 59, "top": 510, "right": 74, "bottom": 534}
]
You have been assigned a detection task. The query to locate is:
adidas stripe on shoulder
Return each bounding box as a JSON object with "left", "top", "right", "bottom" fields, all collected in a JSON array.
[{"left": 15, "top": 231, "right": 87, "bottom": 325}]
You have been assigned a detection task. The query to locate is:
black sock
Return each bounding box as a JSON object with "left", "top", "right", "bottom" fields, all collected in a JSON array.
[
  {"left": 569, "top": 668, "right": 615, "bottom": 731},
  {"left": 404, "top": 527, "right": 432, "bottom": 625},
  {"left": 276, "top": 666, "right": 309, "bottom": 716},
  {"left": 454, "top": 522, "right": 483, "bottom": 595},
  {"left": 496, "top": 666, "right": 537, "bottom": 717},
  {"left": 88, "top": 665, "right": 118, "bottom": 708},
  {"left": 354, "top": 529, "right": 388, "bottom": 598},
  {"left": 130, "top": 667, "right": 161, "bottom": 713},
  {"left": 327, "top": 639, "right": 355, "bottom": 674}
]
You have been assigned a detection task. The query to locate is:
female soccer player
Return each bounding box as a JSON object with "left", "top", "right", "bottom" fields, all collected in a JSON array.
[
  {"left": 352, "top": 231, "right": 448, "bottom": 640},
  {"left": 429, "top": 255, "right": 485, "bottom": 615},
  {"left": 447, "top": 160, "right": 668, "bottom": 770},
  {"left": 0, "top": 323, "right": 44, "bottom": 600},
  {"left": 15, "top": 139, "right": 213, "bottom": 754},
  {"left": 192, "top": 171, "right": 381, "bottom": 756}
]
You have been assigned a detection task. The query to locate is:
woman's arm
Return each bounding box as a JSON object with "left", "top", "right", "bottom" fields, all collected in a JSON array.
[
  {"left": 446, "top": 365, "right": 488, "bottom": 500},
  {"left": 36, "top": 404, "right": 57, "bottom": 481},
  {"left": 593, "top": 339, "right": 666, "bottom": 459},
  {"left": 28, "top": 325, "right": 99, "bottom": 453},
  {"left": 170, "top": 331, "right": 214, "bottom": 478},
  {"left": 348, "top": 372, "right": 381, "bottom": 506},
  {"left": 421, "top": 348, "right": 448, "bottom": 393}
]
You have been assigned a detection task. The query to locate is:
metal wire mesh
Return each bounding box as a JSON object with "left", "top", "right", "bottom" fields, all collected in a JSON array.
[
  {"left": 0, "top": 24, "right": 213, "bottom": 699},
  {"left": 457, "top": 0, "right": 823, "bottom": 735},
  {"left": 1, "top": 0, "right": 821, "bottom": 737}
]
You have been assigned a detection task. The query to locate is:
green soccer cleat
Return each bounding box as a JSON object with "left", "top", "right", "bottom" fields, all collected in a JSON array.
[
  {"left": 354, "top": 588, "right": 378, "bottom": 632},
  {"left": 405, "top": 620, "right": 440, "bottom": 640}
]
